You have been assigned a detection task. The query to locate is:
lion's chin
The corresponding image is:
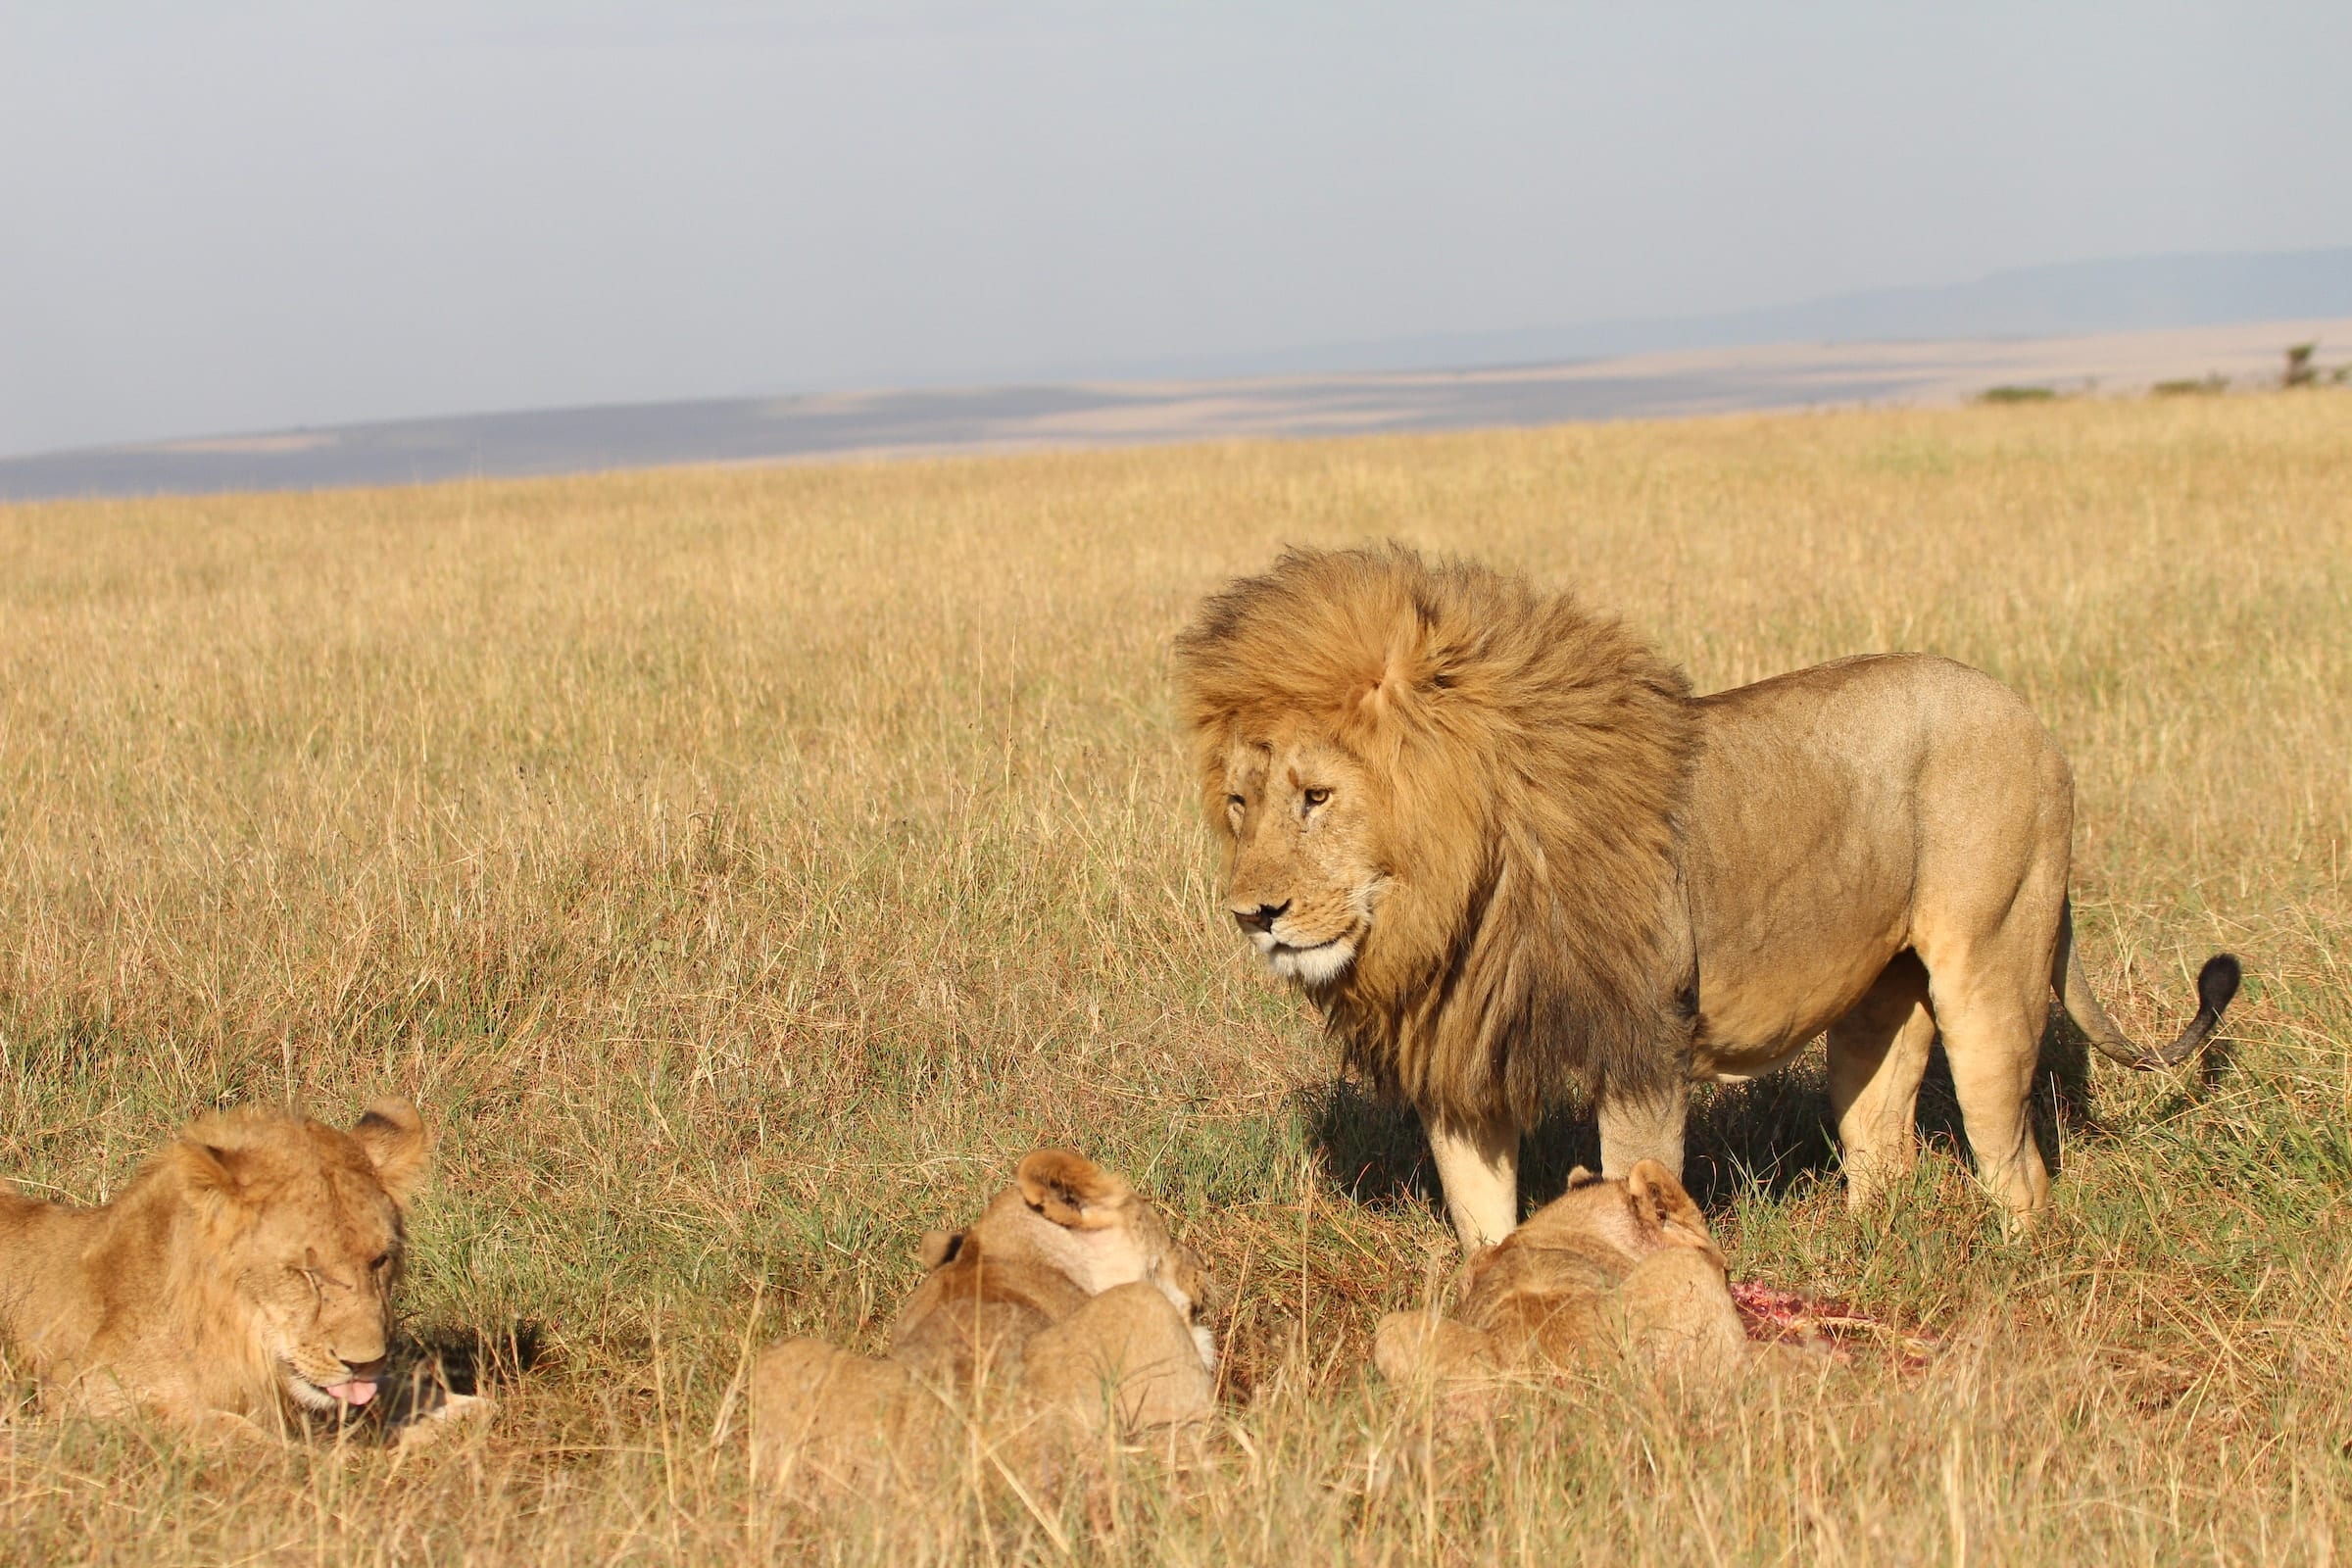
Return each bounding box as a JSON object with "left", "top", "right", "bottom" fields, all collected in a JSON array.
[
  {"left": 282, "top": 1371, "right": 341, "bottom": 1412},
  {"left": 1261, "top": 938, "right": 1356, "bottom": 987},
  {"left": 282, "top": 1362, "right": 379, "bottom": 1412}
]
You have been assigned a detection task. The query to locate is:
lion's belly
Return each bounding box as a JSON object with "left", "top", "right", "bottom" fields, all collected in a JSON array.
[
  {"left": 1688, "top": 939, "right": 1905, "bottom": 1080},
  {"left": 1679, "top": 656, "right": 1970, "bottom": 1079}
]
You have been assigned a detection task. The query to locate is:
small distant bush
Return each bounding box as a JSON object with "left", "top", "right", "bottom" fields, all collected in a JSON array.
[
  {"left": 1976, "top": 384, "right": 2060, "bottom": 405},
  {"left": 2152, "top": 374, "right": 2230, "bottom": 398},
  {"left": 2283, "top": 342, "right": 2319, "bottom": 388}
]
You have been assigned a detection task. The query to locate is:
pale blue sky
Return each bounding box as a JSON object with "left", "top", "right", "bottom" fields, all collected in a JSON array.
[{"left": 3, "top": 1, "right": 2346, "bottom": 456}]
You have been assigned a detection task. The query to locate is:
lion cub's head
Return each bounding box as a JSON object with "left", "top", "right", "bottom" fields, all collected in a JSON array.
[
  {"left": 753, "top": 1149, "right": 1217, "bottom": 1494},
  {"left": 164, "top": 1099, "right": 430, "bottom": 1414},
  {"left": 1376, "top": 1159, "right": 1743, "bottom": 1396},
  {"left": 1470, "top": 1158, "right": 1726, "bottom": 1287},
  {"left": 904, "top": 1149, "right": 1215, "bottom": 1373}
]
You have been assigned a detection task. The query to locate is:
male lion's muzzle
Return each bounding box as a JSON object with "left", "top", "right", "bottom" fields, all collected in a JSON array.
[{"left": 1232, "top": 901, "right": 1289, "bottom": 935}]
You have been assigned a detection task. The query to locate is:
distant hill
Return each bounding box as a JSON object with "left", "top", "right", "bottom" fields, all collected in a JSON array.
[
  {"left": 1053, "top": 248, "right": 2352, "bottom": 381},
  {"left": 3, "top": 249, "right": 2345, "bottom": 503}
]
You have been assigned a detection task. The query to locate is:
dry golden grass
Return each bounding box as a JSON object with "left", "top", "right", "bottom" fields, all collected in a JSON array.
[{"left": 2, "top": 392, "right": 2348, "bottom": 1564}]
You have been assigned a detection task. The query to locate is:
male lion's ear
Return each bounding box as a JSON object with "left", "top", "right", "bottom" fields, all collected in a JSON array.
[
  {"left": 920, "top": 1230, "right": 965, "bottom": 1270},
  {"left": 1624, "top": 1158, "right": 1712, "bottom": 1250},
  {"left": 352, "top": 1098, "right": 432, "bottom": 1207},
  {"left": 1015, "top": 1148, "right": 1131, "bottom": 1230}
]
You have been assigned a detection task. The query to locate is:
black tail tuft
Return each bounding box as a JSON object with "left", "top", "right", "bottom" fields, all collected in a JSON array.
[
  {"left": 2196, "top": 954, "right": 2242, "bottom": 1021},
  {"left": 2133, "top": 952, "right": 2243, "bottom": 1069}
]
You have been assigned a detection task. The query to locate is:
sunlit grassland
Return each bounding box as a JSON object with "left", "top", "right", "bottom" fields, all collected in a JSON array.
[{"left": 1, "top": 392, "right": 2347, "bottom": 1564}]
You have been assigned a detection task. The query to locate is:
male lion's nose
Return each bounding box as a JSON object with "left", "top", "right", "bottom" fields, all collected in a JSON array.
[{"left": 1233, "top": 901, "right": 1290, "bottom": 934}]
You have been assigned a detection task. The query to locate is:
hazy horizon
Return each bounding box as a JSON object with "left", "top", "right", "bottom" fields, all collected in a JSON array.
[{"left": 6, "top": 2, "right": 2348, "bottom": 457}]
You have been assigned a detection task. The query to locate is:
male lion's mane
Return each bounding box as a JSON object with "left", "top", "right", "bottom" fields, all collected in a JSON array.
[{"left": 1173, "top": 544, "right": 1695, "bottom": 1124}]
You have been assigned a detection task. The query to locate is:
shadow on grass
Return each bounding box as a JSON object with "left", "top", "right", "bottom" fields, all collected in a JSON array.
[
  {"left": 351, "top": 1319, "right": 547, "bottom": 1440},
  {"left": 1302, "top": 1010, "right": 2107, "bottom": 1225}
]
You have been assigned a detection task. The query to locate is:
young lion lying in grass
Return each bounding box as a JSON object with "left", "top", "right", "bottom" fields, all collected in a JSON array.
[
  {"left": 751, "top": 1149, "right": 1217, "bottom": 1494},
  {"left": 1373, "top": 1159, "right": 1755, "bottom": 1407},
  {"left": 0, "top": 1098, "right": 476, "bottom": 1444}
]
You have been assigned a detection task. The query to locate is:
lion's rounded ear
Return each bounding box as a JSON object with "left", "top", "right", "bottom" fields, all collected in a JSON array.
[
  {"left": 1015, "top": 1149, "right": 1131, "bottom": 1230},
  {"left": 1625, "top": 1158, "right": 1710, "bottom": 1247},
  {"left": 919, "top": 1230, "right": 965, "bottom": 1270},
  {"left": 353, "top": 1098, "right": 431, "bottom": 1207},
  {"left": 1564, "top": 1165, "right": 1603, "bottom": 1190},
  {"left": 168, "top": 1140, "right": 247, "bottom": 1206}
]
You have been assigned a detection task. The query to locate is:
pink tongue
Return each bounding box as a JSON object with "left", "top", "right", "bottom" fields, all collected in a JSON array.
[{"left": 323, "top": 1380, "right": 378, "bottom": 1407}]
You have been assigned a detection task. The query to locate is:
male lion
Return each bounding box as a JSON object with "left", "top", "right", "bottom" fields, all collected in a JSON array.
[
  {"left": 1373, "top": 1159, "right": 1749, "bottom": 1405},
  {"left": 751, "top": 1149, "right": 1216, "bottom": 1494},
  {"left": 0, "top": 1099, "right": 431, "bottom": 1438},
  {"left": 1173, "top": 545, "right": 2239, "bottom": 1247}
]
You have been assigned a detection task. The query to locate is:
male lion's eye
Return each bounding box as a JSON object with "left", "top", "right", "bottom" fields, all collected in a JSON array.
[
  {"left": 1302, "top": 788, "right": 1331, "bottom": 808},
  {"left": 369, "top": 1252, "right": 391, "bottom": 1273}
]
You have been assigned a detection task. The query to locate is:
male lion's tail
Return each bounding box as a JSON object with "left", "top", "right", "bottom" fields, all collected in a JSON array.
[{"left": 2052, "top": 897, "right": 2241, "bottom": 1069}]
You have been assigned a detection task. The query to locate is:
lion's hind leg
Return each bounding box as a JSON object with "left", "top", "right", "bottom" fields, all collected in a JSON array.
[
  {"left": 1826, "top": 952, "right": 1937, "bottom": 1212},
  {"left": 1917, "top": 915, "right": 2061, "bottom": 1222}
]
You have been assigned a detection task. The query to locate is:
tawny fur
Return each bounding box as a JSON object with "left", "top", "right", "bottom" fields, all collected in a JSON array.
[
  {"left": 0, "top": 1100, "right": 430, "bottom": 1438},
  {"left": 1174, "top": 545, "right": 2238, "bottom": 1234},
  {"left": 1372, "top": 1160, "right": 1749, "bottom": 1409},
  {"left": 750, "top": 1150, "right": 1216, "bottom": 1495}
]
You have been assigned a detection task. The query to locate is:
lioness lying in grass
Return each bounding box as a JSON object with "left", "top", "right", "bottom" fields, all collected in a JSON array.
[
  {"left": 1373, "top": 1159, "right": 1754, "bottom": 1407},
  {"left": 751, "top": 1149, "right": 1217, "bottom": 1494},
  {"left": 0, "top": 1098, "right": 479, "bottom": 1445}
]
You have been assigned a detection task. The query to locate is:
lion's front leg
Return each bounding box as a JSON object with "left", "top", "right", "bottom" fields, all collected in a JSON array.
[
  {"left": 1424, "top": 1112, "right": 1519, "bottom": 1249},
  {"left": 1595, "top": 1079, "right": 1689, "bottom": 1185}
]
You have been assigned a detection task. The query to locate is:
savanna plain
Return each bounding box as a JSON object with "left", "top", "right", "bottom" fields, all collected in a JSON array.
[{"left": 2, "top": 394, "right": 2348, "bottom": 1566}]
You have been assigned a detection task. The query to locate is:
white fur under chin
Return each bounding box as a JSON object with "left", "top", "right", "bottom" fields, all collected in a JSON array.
[
  {"left": 1256, "top": 936, "right": 1356, "bottom": 986},
  {"left": 282, "top": 1368, "right": 339, "bottom": 1412},
  {"left": 1245, "top": 884, "right": 1375, "bottom": 988}
]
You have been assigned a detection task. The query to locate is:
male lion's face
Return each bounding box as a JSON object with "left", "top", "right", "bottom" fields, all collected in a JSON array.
[
  {"left": 1216, "top": 730, "right": 1384, "bottom": 988},
  {"left": 180, "top": 1101, "right": 429, "bottom": 1415}
]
